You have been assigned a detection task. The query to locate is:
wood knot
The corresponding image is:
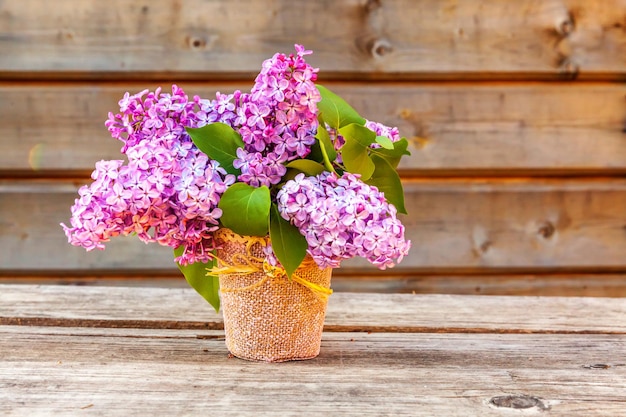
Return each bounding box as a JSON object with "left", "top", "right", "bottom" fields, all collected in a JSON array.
[
  {"left": 472, "top": 227, "right": 492, "bottom": 257},
  {"left": 367, "top": 38, "right": 393, "bottom": 59},
  {"left": 557, "top": 14, "right": 575, "bottom": 36},
  {"left": 364, "top": 0, "right": 382, "bottom": 12},
  {"left": 399, "top": 109, "right": 412, "bottom": 119},
  {"left": 489, "top": 395, "right": 549, "bottom": 411},
  {"left": 537, "top": 221, "right": 555, "bottom": 239},
  {"left": 187, "top": 36, "right": 207, "bottom": 50},
  {"left": 582, "top": 363, "right": 611, "bottom": 369},
  {"left": 57, "top": 29, "right": 75, "bottom": 41},
  {"left": 478, "top": 240, "right": 492, "bottom": 253}
]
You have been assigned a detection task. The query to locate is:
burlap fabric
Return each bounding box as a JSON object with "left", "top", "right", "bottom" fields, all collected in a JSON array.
[{"left": 214, "top": 229, "right": 333, "bottom": 362}]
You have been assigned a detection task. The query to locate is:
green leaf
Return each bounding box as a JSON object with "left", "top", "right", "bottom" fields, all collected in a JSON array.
[
  {"left": 339, "top": 123, "right": 377, "bottom": 146},
  {"left": 315, "top": 124, "right": 338, "bottom": 170},
  {"left": 186, "top": 123, "right": 244, "bottom": 175},
  {"left": 218, "top": 183, "right": 271, "bottom": 236},
  {"left": 339, "top": 123, "right": 377, "bottom": 181},
  {"left": 367, "top": 155, "right": 407, "bottom": 214},
  {"left": 370, "top": 137, "right": 411, "bottom": 169},
  {"left": 174, "top": 246, "right": 220, "bottom": 312},
  {"left": 269, "top": 204, "right": 308, "bottom": 278},
  {"left": 285, "top": 159, "right": 326, "bottom": 176},
  {"left": 316, "top": 85, "right": 366, "bottom": 129},
  {"left": 375, "top": 135, "right": 394, "bottom": 150}
]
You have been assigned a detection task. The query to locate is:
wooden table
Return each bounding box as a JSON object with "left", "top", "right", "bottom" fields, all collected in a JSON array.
[{"left": 1, "top": 284, "right": 625, "bottom": 416}]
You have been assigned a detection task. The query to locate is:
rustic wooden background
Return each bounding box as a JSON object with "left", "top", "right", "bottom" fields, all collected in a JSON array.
[{"left": 1, "top": 0, "right": 625, "bottom": 295}]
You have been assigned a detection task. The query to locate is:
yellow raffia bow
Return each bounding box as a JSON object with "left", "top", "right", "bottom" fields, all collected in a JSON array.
[{"left": 208, "top": 235, "right": 333, "bottom": 302}]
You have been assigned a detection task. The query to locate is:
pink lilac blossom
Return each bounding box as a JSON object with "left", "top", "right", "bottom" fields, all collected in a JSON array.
[
  {"left": 62, "top": 85, "right": 236, "bottom": 265},
  {"left": 276, "top": 172, "right": 411, "bottom": 269},
  {"left": 232, "top": 45, "right": 321, "bottom": 187}
]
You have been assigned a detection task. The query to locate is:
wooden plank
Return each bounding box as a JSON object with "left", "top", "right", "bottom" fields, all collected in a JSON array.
[
  {"left": 398, "top": 178, "right": 626, "bottom": 272},
  {"left": 0, "top": 83, "right": 626, "bottom": 175},
  {"left": 2, "top": 285, "right": 625, "bottom": 333},
  {"left": 2, "top": 82, "right": 626, "bottom": 174},
  {"left": 2, "top": 178, "right": 626, "bottom": 272},
  {"left": 1, "top": 326, "right": 624, "bottom": 415},
  {"left": 1, "top": 0, "right": 625, "bottom": 79}
]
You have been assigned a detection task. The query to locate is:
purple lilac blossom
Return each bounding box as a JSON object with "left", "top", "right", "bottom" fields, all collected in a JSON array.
[
  {"left": 62, "top": 45, "right": 411, "bottom": 270},
  {"left": 232, "top": 44, "right": 321, "bottom": 187},
  {"left": 62, "top": 85, "right": 236, "bottom": 265},
  {"left": 365, "top": 120, "right": 401, "bottom": 143},
  {"left": 276, "top": 172, "right": 411, "bottom": 269}
]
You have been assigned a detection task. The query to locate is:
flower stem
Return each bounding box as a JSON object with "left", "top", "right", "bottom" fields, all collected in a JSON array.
[{"left": 319, "top": 140, "right": 337, "bottom": 174}]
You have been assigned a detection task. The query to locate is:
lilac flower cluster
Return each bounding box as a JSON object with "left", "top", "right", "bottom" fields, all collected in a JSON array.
[
  {"left": 326, "top": 119, "right": 401, "bottom": 164},
  {"left": 232, "top": 45, "right": 321, "bottom": 187},
  {"left": 62, "top": 86, "right": 236, "bottom": 265},
  {"left": 62, "top": 45, "right": 411, "bottom": 272},
  {"left": 277, "top": 172, "right": 411, "bottom": 269},
  {"left": 365, "top": 119, "right": 401, "bottom": 144}
]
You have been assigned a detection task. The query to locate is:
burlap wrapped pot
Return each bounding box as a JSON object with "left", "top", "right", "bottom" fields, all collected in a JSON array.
[{"left": 213, "top": 228, "right": 333, "bottom": 362}]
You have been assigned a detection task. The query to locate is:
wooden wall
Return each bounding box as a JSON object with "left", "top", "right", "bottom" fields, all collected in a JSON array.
[{"left": 1, "top": 0, "right": 626, "bottom": 295}]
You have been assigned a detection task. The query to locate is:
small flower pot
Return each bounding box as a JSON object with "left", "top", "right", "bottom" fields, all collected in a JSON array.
[{"left": 215, "top": 229, "right": 332, "bottom": 362}]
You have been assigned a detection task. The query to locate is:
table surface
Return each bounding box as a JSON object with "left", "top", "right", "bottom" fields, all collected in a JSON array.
[{"left": 1, "top": 284, "right": 625, "bottom": 416}]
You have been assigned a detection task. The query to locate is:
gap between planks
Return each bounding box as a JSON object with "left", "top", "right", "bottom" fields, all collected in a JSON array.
[
  {"left": 6, "top": 168, "right": 626, "bottom": 180},
  {"left": 2, "top": 317, "right": 624, "bottom": 335},
  {"left": 3, "top": 71, "right": 625, "bottom": 82}
]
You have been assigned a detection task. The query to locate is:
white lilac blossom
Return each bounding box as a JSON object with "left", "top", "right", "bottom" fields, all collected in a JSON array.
[{"left": 277, "top": 172, "right": 411, "bottom": 269}]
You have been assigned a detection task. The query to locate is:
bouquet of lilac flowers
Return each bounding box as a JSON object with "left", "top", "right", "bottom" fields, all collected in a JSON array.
[{"left": 62, "top": 45, "right": 411, "bottom": 311}]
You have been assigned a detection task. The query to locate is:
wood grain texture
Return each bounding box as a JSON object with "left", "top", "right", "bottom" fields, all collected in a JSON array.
[
  {"left": 2, "top": 82, "right": 625, "bottom": 173},
  {"left": 2, "top": 178, "right": 625, "bottom": 273},
  {"left": 3, "top": 286, "right": 625, "bottom": 415},
  {"left": 2, "top": 0, "right": 626, "bottom": 294},
  {"left": 1, "top": 327, "right": 625, "bottom": 416},
  {"left": 1, "top": 0, "right": 625, "bottom": 79},
  {"left": 2, "top": 285, "right": 626, "bottom": 333}
]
